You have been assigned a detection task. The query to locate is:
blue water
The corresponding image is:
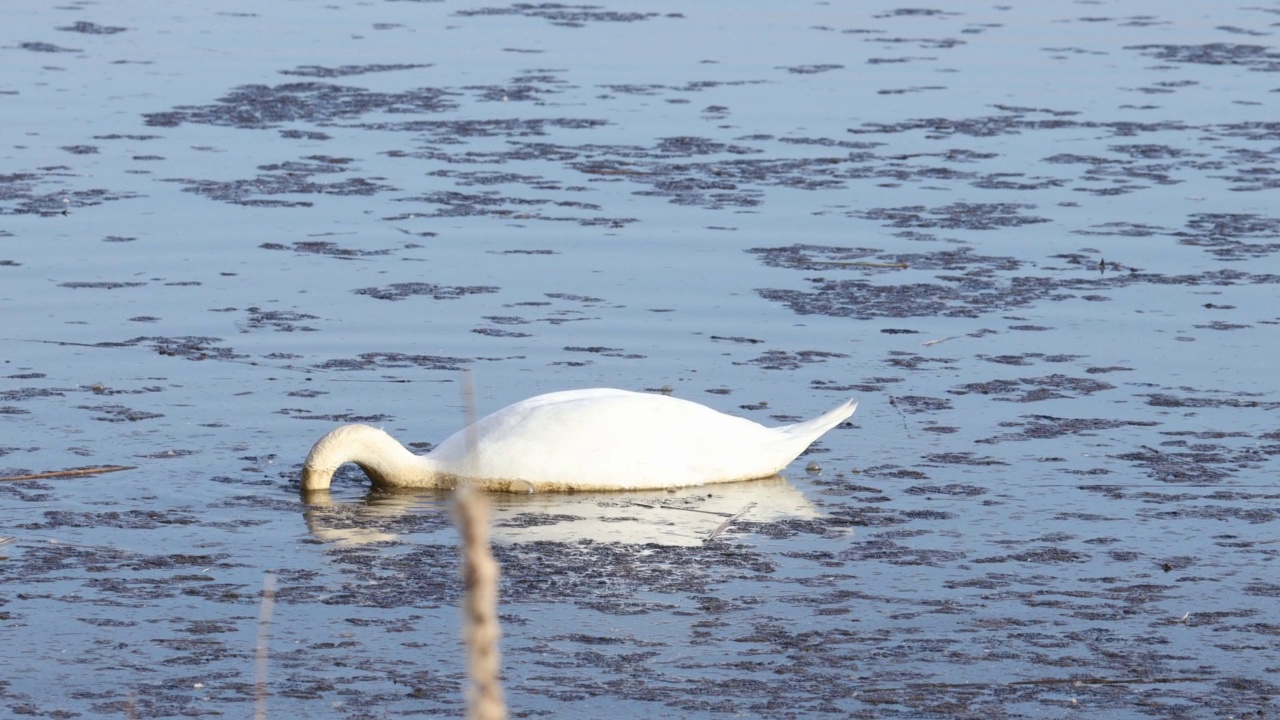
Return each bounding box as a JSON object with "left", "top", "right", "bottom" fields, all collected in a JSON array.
[{"left": 2, "top": 1, "right": 1278, "bottom": 717}]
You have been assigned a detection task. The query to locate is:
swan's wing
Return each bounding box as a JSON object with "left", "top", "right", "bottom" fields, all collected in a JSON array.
[{"left": 428, "top": 390, "right": 785, "bottom": 488}]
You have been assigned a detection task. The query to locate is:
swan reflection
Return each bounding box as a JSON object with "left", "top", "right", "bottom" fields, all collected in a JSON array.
[{"left": 302, "top": 476, "right": 828, "bottom": 547}]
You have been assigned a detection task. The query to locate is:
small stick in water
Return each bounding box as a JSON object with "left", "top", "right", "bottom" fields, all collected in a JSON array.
[
  {"left": 0, "top": 465, "right": 135, "bottom": 482},
  {"left": 705, "top": 502, "right": 757, "bottom": 543}
]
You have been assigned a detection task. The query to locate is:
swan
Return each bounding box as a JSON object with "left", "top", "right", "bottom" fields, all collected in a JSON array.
[{"left": 301, "top": 388, "right": 856, "bottom": 493}]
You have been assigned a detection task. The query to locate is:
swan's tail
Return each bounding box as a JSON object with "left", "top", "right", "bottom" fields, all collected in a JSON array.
[{"left": 780, "top": 398, "right": 858, "bottom": 441}]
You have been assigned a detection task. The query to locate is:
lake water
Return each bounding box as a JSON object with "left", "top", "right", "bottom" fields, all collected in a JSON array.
[{"left": 2, "top": 1, "right": 1278, "bottom": 717}]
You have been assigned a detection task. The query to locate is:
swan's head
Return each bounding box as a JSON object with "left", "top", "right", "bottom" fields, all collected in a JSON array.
[
  {"left": 300, "top": 463, "right": 337, "bottom": 492},
  {"left": 301, "top": 424, "right": 413, "bottom": 491}
]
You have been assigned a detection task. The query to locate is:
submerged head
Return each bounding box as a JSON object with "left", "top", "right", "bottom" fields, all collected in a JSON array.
[
  {"left": 300, "top": 463, "right": 336, "bottom": 492},
  {"left": 301, "top": 423, "right": 413, "bottom": 491}
]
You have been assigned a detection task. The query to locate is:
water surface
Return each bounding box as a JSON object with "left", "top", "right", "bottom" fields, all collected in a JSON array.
[{"left": 1, "top": 1, "right": 1278, "bottom": 717}]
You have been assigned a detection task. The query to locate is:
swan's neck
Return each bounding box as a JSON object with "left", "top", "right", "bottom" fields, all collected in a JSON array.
[{"left": 301, "top": 424, "right": 443, "bottom": 490}]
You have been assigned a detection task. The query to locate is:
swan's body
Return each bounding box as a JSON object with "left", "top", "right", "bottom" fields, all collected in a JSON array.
[{"left": 301, "top": 388, "right": 856, "bottom": 492}]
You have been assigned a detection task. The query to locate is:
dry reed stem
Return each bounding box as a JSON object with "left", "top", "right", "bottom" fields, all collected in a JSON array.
[
  {"left": 254, "top": 573, "right": 277, "bottom": 720},
  {"left": 456, "top": 369, "right": 507, "bottom": 720},
  {"left": 0, "top": 465, "right": 134, "bottom": 482},
  {"left": 456, "top": 487, "right": 506, "bottom": 720}
]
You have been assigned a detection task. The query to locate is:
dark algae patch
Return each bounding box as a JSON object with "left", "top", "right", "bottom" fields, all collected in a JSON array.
[
  {"left": 353, "top": 282, "right": 501, "bottom": 301},
  {"left": 453, "top": 4, "right": 669, "bottom": 26},
  {"left": 749, "top": 232, "right": 1280, "bottom": 321},
  {"left": 143, "top": 82, "right": 461, "bottom": 129}
]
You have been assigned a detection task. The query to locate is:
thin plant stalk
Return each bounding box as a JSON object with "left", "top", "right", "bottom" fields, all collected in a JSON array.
[
  {"left": 455, "top": 488, "right": 506, "bottom": 720},
  {"left": 254, "top": 573, "right": 277, "bottom": 720},
  {"left": 456, "top": 370, "right": 507, "bottom": 720}
]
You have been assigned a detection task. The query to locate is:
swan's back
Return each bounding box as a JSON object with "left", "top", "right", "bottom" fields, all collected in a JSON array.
[{"left": 427, "top": 389, "right": 854, "bottom": 490}]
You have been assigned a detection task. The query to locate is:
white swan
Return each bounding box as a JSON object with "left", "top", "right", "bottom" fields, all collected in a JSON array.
[{"left": 301, "top": 388, "right": 857, "bottom": 493}]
